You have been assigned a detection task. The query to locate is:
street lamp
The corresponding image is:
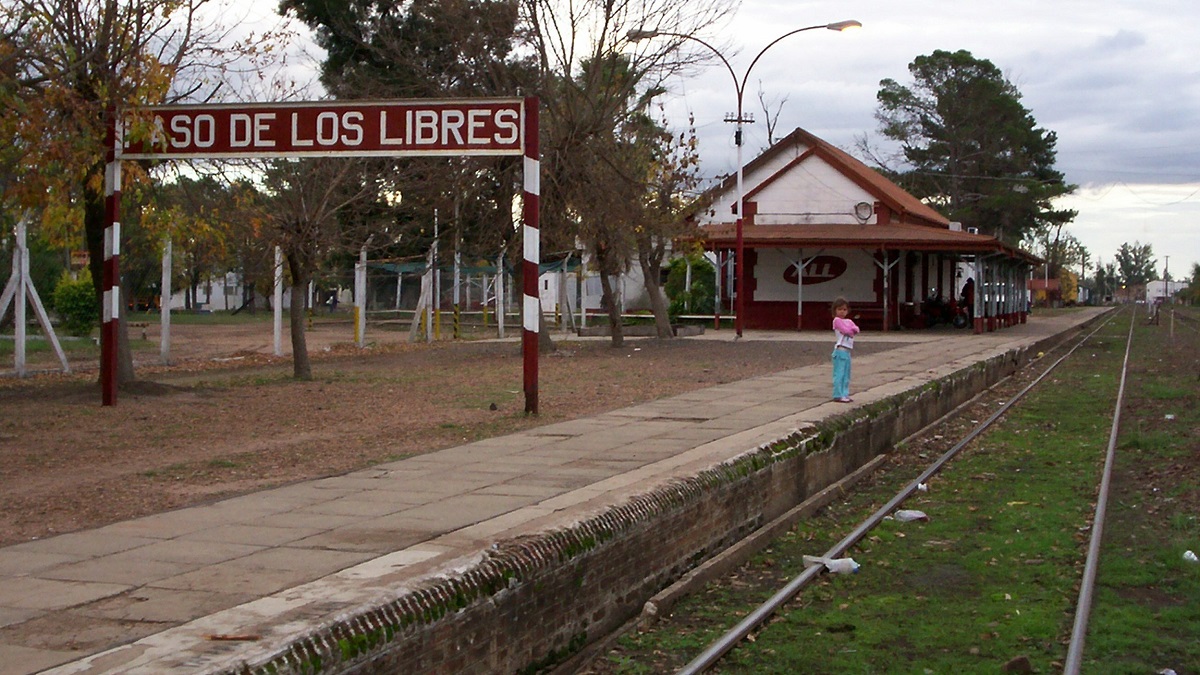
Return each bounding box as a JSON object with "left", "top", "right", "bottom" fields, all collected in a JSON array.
[{"left": 629, "top": 20, "right": 861, "bottom": 337}]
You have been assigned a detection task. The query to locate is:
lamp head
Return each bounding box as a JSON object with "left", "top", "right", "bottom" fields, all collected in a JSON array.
[
  {"left": 627, "top": 28, "right": 659, "bottom": 41},
  {"left": 826, "top": 20, "right": 862, "bottom": 32}
]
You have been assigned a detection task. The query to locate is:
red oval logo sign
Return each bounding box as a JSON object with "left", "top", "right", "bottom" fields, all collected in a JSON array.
[{"left": 783, "top": 255, "right": 847, "bottom": 286}]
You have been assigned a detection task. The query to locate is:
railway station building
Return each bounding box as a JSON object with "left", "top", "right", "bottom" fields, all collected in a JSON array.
[{"left": 692, "top": 128, "right": 1040, "bottom": 333}]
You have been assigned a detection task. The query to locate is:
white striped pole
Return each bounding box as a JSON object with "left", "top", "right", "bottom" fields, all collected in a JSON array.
[
  {"left": 101, "top": 111, "right": 122, "bottom": 405},
  {"left": 522, "top": 97, "right": 540, "bottom": 414}
]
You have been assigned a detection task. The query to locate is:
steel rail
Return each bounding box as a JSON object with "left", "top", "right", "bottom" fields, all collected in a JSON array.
[
  {"left": 676, "top": 310, "right": 1123, "bottom": 675},
  {"left": 1063, "top": 310, "right": 1136, "bottom": 673}
]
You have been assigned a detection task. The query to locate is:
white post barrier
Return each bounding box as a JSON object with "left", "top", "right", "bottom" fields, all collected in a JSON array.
[
  {"left": 355, "top": 244, "right": 367, "bottom": 347},
  {"left": 273, "top": 246, "right": 283, "bottom": 356},
  {"left": 496, "top": 252, "right": 505, "bottom": 339},
  {"left": 161, "top": 237, "right": 172, "bottom": 364},
  {"left": 14, "top": 219, "right": 27, "bottom": 375}
]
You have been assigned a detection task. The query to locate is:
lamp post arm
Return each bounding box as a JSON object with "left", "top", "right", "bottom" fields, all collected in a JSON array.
[
  {"left": 633, "top": 30, "right": 744, "bottom": 112},
  {"left": 739, "top": 23, "right": 829, "bottom": 99}
]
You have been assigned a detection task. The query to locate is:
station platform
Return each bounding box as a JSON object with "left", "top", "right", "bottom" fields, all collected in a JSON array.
[{"left": 0, "top": 309, "right": 1107, "bottom": 674}]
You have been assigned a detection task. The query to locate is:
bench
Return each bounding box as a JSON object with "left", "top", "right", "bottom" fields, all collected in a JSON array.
[{"left": 850, "top": 305, "right": 886, "bottom": 331}]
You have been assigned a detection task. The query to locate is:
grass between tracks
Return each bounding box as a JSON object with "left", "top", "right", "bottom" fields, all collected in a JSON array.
[{"left": 594, "top": 308, "right": 1200, "bottom": 674}]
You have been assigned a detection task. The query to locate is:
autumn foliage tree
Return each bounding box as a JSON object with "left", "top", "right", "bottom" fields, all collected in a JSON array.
[{"left": 2, "top": 0, "right": 289, "bottom": 386}]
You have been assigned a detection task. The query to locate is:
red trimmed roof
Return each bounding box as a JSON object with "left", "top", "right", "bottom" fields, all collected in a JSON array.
[
  {"left": 705, "top": 127, "right": 950, "bottom": 228},
  {"left": 690, "top": 127, "right": 1040, "bottom": 264},
  {"left": 697, "top": 222, "right": 1041, "bottom": 264}
]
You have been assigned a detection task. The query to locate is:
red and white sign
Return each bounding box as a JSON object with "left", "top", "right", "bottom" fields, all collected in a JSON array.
[{"left": 120, "top": 98, "right": 526, "bottom": 159}]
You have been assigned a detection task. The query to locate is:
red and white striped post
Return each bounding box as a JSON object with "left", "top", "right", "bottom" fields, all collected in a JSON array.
[
  {"left": 101, "top": 111, "right": 122, "bottom": 406},
  {"left": 522, "top": 97, "right": 540, "bottom": 415}
]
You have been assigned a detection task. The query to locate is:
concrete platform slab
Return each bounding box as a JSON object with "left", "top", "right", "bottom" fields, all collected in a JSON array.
[{"left": 1, "top": 310, "right": 1106, "bottom": 675}]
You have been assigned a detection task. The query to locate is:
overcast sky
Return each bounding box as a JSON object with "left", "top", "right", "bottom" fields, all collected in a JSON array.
[
  {"left": 253, "top": 0, "right": 1198, "bottom": 280},
  {"left": 659, "top": 0, "right": 1199, "bottom": 279}
]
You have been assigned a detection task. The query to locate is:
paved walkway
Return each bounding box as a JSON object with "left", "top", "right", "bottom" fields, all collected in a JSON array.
[{"left": 0, "top": 310, "right": 1106, "bottom": 674}]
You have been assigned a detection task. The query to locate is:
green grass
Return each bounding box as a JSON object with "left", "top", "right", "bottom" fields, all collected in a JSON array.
[
  {"left": 207, "top": 458, "right": 241, "bottom": 469},
  {"left": 126, "top": 309, "right": 284, "bottom": 325},
  {"left": 0, "top": 334, "right": 99, "bottom": 357},
  {"left": 1082, "top": 309, "right": 1200, "bottom": 673},
  {"left": 606, "top": 311, "right": 1200, "bottom": 673}
]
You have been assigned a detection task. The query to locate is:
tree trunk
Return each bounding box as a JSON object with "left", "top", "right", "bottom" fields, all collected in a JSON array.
[
  {"left": 537, "top": 295, "right": 557, "bottom": 353},
  {"left": 116, "top": 285, "right": 135, "bottom": 383},
  {"left": 638, "top": 239, "right": 673, "bottom": 339},
  {"left": 598, "top": 270, "right": 624, "bottom": 348},
  {"left": 286, "top": 255, "right": 312, "bottom": 380}
]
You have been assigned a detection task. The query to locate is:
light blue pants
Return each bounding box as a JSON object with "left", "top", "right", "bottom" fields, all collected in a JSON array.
[{"left": 832, "top": 348, "right": 852, "bottom": 399}]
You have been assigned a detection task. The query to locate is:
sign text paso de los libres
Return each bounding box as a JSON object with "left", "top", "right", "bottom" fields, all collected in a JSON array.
[{"left": 119, "top": 98, "right": 528, "bottom": 159}]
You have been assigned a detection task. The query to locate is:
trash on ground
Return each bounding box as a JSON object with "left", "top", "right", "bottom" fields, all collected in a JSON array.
[
  {"left": 803, "top": 555, "right": 860, "bottom": 574},
  {"left": 1183, "top": 550, "right": 1198, "bottom": 563},
  {"left": 917, "top": 482, "right": 929, "bottom": 492},
  {"left": 893, "top": 509, "right": 930, "bottom": 522},
  {"left": 1164, "top": 414, "right": 1175, "bottom": 420}
]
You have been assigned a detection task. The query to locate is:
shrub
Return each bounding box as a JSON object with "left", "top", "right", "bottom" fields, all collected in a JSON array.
[
  {"left": 665, "top": 255, "right": 716, "bottom": 319},
  {"left": 52, "top": 271, "right": 100, "bottom": 337}
]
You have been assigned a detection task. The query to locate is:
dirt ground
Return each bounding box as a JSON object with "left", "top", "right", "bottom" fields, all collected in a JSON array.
[{"left": 0, "top": 319, "right": 893, "bottom": 548}]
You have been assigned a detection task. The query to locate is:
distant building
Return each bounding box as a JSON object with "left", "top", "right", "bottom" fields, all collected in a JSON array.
[
  {"left": 1147, "top": 280, "right": 1186, "bottom": 303},
  {"left": 690, "top": 128, "right": 1040, "bottom": 332}
]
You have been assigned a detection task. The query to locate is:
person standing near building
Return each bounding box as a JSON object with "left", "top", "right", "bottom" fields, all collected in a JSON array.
[
  {"left": 960, "top": 277, "right": 975, "bottom": 321},
  {"left": 831, "top": 297, "right": 859, "bottom": 403}
]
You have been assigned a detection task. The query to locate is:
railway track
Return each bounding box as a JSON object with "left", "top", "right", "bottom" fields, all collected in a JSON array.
[{"left": 583, "top": 306, "right": 1200, "bottom": 673}]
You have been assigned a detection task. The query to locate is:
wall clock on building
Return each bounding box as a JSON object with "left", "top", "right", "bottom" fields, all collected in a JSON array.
[{"left": 854, "top": 201, "right": 874, "bottom": 222}]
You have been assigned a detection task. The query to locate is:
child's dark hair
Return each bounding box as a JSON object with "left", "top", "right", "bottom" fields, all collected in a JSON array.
[{"left": 831, "top": 297, "right": 849, "bottom": 311}]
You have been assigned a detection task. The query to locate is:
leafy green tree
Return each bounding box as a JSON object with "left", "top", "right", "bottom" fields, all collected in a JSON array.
[
  {"left": 872, "top": 49, "right": 1075, "bottom": 245},
  {"left": 1114, "top": 241, "right": 1157, "bottom": 287},
  {"left": 281, "top": 0, "right": 525, "bottom": 266},
  {"left": 1023, "top": 224, "right": 1086, "bottom": 280},
  {"left": 1183, "top": 262, "right": 1200, "bottom": 304},
  {"left": 1094, "top": 263, "right": 1118, "bottom": 303}
]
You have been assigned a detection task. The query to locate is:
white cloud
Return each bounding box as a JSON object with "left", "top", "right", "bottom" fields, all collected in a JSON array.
[
  {"left": 661, "top": 0, "right": 1200, "bottom": 276},
  {"left": 247, "top": 0, "right": 1199, "bottom": 276}
]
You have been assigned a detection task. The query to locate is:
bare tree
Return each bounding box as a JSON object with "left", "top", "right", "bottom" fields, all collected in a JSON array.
[
  {"left": 256, "top": 158, "right": 382, "bottom": 380},
  {"left": 521, "top": 0, "right": 736, "bottom": 345},
  {"left": 756, "top": 81, "right": 789, "bottom": 148}
]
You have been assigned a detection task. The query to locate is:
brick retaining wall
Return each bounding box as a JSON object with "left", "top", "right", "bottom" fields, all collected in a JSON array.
[{"left": 237, "top": 334, "right": 1065, "bottom": 675}]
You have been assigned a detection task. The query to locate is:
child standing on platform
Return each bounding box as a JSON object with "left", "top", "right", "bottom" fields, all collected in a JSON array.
[{"left": 831, "top": 297, "right": 859, "bottom": 403}]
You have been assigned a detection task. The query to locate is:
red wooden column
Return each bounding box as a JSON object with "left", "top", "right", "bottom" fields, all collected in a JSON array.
[
  {"left": 101, "top": 112, "right": 122, "bottom": 406},
  {"left": 522, "top": 97, "right": 540, "bottom": 414}
]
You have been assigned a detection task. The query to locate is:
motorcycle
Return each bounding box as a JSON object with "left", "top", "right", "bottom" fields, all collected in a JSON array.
[{"left": 923, "top": 291, "right": 970, "bottom": 328}]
